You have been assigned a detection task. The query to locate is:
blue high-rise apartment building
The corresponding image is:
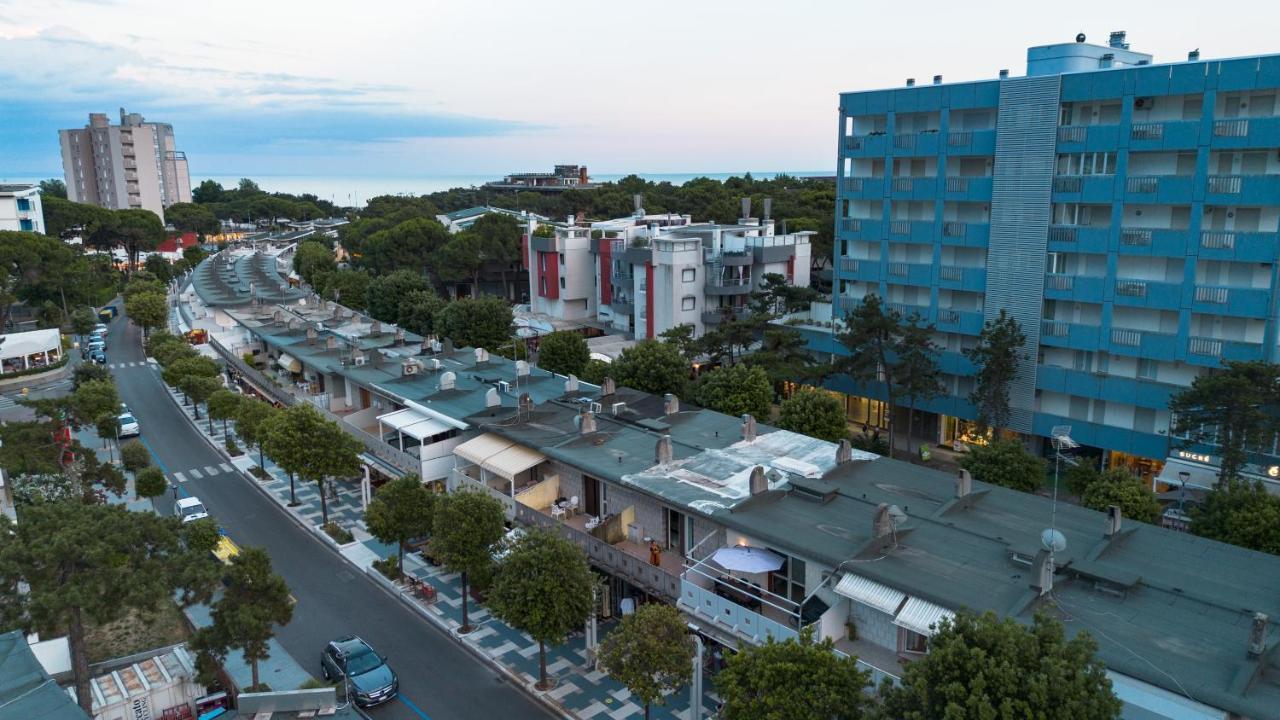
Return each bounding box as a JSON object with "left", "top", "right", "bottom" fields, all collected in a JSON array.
[{"left": 814, "top": 31, "right": 1280, "bottom": 488}]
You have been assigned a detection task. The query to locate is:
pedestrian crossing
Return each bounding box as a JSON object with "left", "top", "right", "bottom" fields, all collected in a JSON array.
[
  {"left": 170, "top": 464, "right": 240, "bottom": 484},
  {"left": 0, "top": 395, "right": 17, "bottom": 410},
  {"left": 107, "top": 361, "right": 149, "bottom": 369}
]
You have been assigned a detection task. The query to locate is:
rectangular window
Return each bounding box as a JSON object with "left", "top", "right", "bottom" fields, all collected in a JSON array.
[
  {"left": 1137, "top": 358, "right": 1158, "bottom": 380},
  {"left": 558, "top": 253, "right": 565, "bottom": 266},
  {"left": 1073, "top": 351, "right": 1093, "bottom": 371},
  {"left": 681, "top": 296, "right": 696, "bottom": 311},
  {"left": 559, "top": 277, "right": 566, "bottom": 289},
  {"left": 682, "top": 268, "right": 696, "bottom": 282}
]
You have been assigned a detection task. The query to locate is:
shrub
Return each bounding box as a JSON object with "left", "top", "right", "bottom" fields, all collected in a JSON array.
[
  {"left": 371, "top": 556, "right": 401, "bottom": 581},
  {"left": 120, "top": 441, "right": 152, "bottom": 473},
  {"left": 322, "top": 522, "right": 354, "bottom": 545},
  {"left": 134, "top": 466, "right": 168, "bottom": 499},
  {"left": 224, "top": 438, "right": 242, "bottom": 456}
]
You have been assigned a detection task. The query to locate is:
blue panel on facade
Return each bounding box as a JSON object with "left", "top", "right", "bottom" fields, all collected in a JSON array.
[
  {"left": 1132, "top": 66, "right": 1173, "bottom": 97},
  {"left": 1168, "top": 62, "right": 1210, "bottom": 94},
  {"left": 1215, "top": 58, "right": 1264, "bottom": 91}
]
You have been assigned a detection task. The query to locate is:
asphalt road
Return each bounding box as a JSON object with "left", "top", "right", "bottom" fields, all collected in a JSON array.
[{"left": 104, "top": 310, "right": 555, "bottom": 720}]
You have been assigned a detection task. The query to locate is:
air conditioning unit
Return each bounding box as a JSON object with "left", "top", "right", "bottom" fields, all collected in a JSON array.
[
  {"left": 1134, "top": 97, "right": 1153, "bottom": 109},
  {"left": 589, "top": 402, "right": 603, "bottom": 414},
  {"left": 499, "top": 380, "right": 511, "bottom": 394},
  {"left": 403, "top": 362, "right": 419, "bottom": 376},
  {"left": 611, "top": 402, "right": 627, "bottom": 416},
  {"left": 354, "top": 356, "right": 367, "bottom": 366}
]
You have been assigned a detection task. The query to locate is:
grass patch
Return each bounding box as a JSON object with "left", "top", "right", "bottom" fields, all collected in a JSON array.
[
  {"left": 372, "top": 556, "right": 401, "bottom": 581},
  {"left": 83, "top": 602, "right": 190, "bottom": 663},
  {"left": 323, "top": 522, "right": 354, "bottom": 545},
  {"left": 224, "top": 438, "right": 242, "bottom": 456},
  {"left": 249, "top": 466, "right": 271, "bottom": 481}
]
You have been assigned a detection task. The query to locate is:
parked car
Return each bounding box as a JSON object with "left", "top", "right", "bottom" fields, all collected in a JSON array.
[
  {"left": 87, "top": 337, "right": 106, "bottom": 353},
  {"left": 320, "top": 636, "right": 398, "bottom": 707},
  {"left": 174, "top": 496, "right": 209, "bottom": 524},
  {"left": 93, "top": 323, "right": 108, "bottom": 336},
  {"left": 89, "top": 349, "right": 107, "bottom": 365},
  {"left": 117, "top": 413, "right": 140, "bottom": 437}
]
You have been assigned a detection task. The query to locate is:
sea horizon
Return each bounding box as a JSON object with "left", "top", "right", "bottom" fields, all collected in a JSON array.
[{"left": 1, "top": 170, "right": 832, "bottom": 207}]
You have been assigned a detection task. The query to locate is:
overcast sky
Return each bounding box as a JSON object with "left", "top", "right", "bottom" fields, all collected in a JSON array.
[{"left": 0, "top": 0, "right": 1274, "bottom": 183}]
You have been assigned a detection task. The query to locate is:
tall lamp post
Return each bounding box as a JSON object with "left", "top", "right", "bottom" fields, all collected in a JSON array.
[{"left": 1178, "top": 470, "right": 1190, "bottom": 515}]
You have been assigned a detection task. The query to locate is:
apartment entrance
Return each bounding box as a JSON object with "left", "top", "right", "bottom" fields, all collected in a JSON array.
[
  {"left": 583, "top": 475, "right": 605, "bottom": 517},
  {"left": 664, "top": 508, "right": 694, "bottom": 557}
]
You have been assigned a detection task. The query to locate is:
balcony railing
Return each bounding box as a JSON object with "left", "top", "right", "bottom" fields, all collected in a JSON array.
[
  {"left": 942, "top": 221, "right": 966, "bottom": 238},
  {"left": 889, "top": 220, "right": 910, "bottom": 235},
  {"left": 1213, "top": 119, "right": 1249, "bottom": 138},
  {"left": 1200, "top": 231, "right": 1236, "bottom": 250},
  {"left": 515, "top": 503, "right": 681, "bottom": 601},
  {"left": 944, "top": 177, "right": 970, "bottom": 192},
  {"left": 1058, "top": 126, "right": 1086, "bottom": 143},
  {"left": 1189, "top": 337, "right": 1223, "bottom": 356},
  {"left": 947, "top": 131, "right": 971, "bottom": 146},
  {"left": 938, "top": 309, "right": 960, "bottom": 324},
  {"left": 887, "top": 262, "right": 908, "bottom": 277},
  {"left": 1042, "top": 320, "right": 1069, "bottom": 337},
  {"left": 1052, "top": 176, "right": 1083, "bottom": 193},
  {"left": 708, "top": 275, "right": 750, "bottom": 288},
  {"left": 1048, "top": 226, "right": 1077, "bottom": 243},
  {"left": 1125, "top": 176, "right": 1158, "bottom": 193},
  {"left": 839, "top": 258, "right": 861, "bottom": 272},
  {"left": 1194, "top": 286, "right": 1229, "bottom": 304},
  {"left": 1111, "top": 328, "right": 1141, "bottom": 347},
  {"left": 893, "top": 134, "right": 916, "bottom": 150},
  {"left": 1207, "top": 175, "right": 1244, "bottom": 194},
  {"left": 451, "top": 468, "right": 515, "bottom": 518},
  {"left": 1046, "top": 274, "right": 1073, "bottom": 291},
  {"left": 1115, "top": 280, "right": 1148, "bottom": 298},
  {"left": 891, "top": 178, "right": 912, "bottom": 192},
  {"left": 844, "top": 136, "right": 864, "bottom": 150},
  {"left": 1130, "top": 123, "right": 1165, "bottom": 141},
  {"left": 840, "top": 219, "right": 862, "bottom": 233},
  {"left": 1120, "top": 228, "right": 1153, "bottom": 246},
  {"left": 842, "top": 178, "right": 864, "bottom": 192},
  {"left": 939, "top": 265, "right": 962, "bottom": 281}
]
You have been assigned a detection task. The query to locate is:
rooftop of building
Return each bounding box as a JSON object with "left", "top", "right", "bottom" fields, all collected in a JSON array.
[
  {"left": 190, "top": 250, "right": 308, "bottom": 307},
  {"left": 0, "top": 631, "right": 86, "bottom": 720},
  {"left": 440, "top": 206, "right": 548, "bottom": 223},
  {"left": 0, "top": 184, "right": 38, "bottom": 196}
]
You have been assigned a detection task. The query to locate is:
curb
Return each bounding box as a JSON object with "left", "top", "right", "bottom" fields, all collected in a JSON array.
[{"left": 155, "top": 353, "right": 569, "bottom": 719}]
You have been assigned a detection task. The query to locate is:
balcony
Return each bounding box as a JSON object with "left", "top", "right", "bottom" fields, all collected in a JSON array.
[
  {"left": 936, "top": 308, "right": 984, "bottom": 335},
  {"left": 886, "top": 262, "right": 932, "bottom": 286},
  {"left": 708, "top": 251, "right": 753, "bottom": 267},
  {"left": 515, "top": 502, "right": 682, "bottom": 601},
  {"left": 890, "top": 177, "right": 937, "bottom": 199},
  {"left": 887, "top": 220, "right": 936, "bottom": 243},
  {"left": 451, "top": 467, "right": 519, "bottom": 520},
  {"left": 1052, "top": 175, "right": 1116, "bottom": 202},
  {"left": 844, "top": 133, "right": 889, "bottom": 155},
  {"left": 1045, "top": 274, "right": 1105, "bottom": 303},
  {"left": 939, "top": 222, "right": 989, "bottom": 247},
  {"left": 842, "top": 177, "right": 885, "bottom": 197},
  {"left": 891, "top": 131, "right": 940, "bottom": 155},
  {"left": 1123, "top": 175, "right": 1194, "bottom": 202},
  {"left": 1188, "top": 336, "right": 1263, "bottom": 363},
  {"left": 1114, "top": 278, "right": 1182, "bottom": 309},
  {"left": 1108, "top": 328, "right": 1178, "bottom": 358},
  {"left": 943, "top": 176, "right": 993, "bottom": 199},
  {"left": 937, "top": 265, "right": 985, "bottom": 291},
  {"left": 610, "top": 298, "right": 635, "bottom": 316},
  {"left": 1127, "top": 120, "right": 1200, "bottom": 149},
  {"left": 1205, "top": 174, "right": 1280, "bottom": 204},
  {"left": 706, "top": 276, "right": 753, "bottom": 295},
  {"left": 1047, "top": 225, "right": 1109, "bottom": 253},
  {"left": 610, "top": 269, "right": 634, "bottom": 284},
  {"left": 839, "top": 218, "right": 884, "bottom": 240},
  {"left": 839, "top": 259, "right": 881, "bottom": 283},
  {"left": 1197, "top": 231, "right": 1279, "bottom": 262},
  {"left": 945, "top": 128, "right": 996, "bottom": 154},
  {"left": 1040, "top": 320, "right": 1101, "bottom": 348},
  {"left": 1210, "top": 117, "right": 1280, "bottom": 149},
  {"left": 1056, "top": 124, "right": 1121, "bottom": 148},
  {"left": 1193, "top": 285, "right": 1270, "bottom": 317}
]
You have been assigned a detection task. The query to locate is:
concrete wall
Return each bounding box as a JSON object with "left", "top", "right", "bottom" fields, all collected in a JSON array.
[{"left": 848, "top": 599, "right": 898, "bottom": 653}]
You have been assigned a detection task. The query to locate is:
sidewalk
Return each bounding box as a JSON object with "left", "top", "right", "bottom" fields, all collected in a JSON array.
[{"left": 163, "top": 376, "right": 723, "bottom": 719}]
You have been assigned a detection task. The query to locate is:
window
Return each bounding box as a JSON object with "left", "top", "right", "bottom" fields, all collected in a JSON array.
[
  {"left": 1046, "top": 252, "right": 1067, "bottom": 274},
  {"left": 767, "top": 548, "right": 806, "bottom": 603},
  {"left": 1073, "top": 351, "right": 1093, "bottom": 371},
  {"left": 899, "top": 627, "right": 929, "bottom": 654},
  {"left": 1137, "top": 358, "right": 1158, "bottom": 380},
  {"left": 558, "top": 253, "right": 565, "bottom": 266},
  {"left": 681, "top": 296, "right": 696, "bottom": 311},
  {"left": 682, "top": 268, "right": 696, "bottom": 283},
  {"left": 559, "top": 277, "right": 566, "bottom": 289}
]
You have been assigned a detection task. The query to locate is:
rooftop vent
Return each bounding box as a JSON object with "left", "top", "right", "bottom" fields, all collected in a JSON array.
[
  {"left": 515, "top": 359, "right": 530, "bottom": 377},
  {"left": 579, "top": 407, "right": 597, "bottom": 435},
  {"left": 1104, "top": 505, "right": 1122, "bottom": 537},
  {"left": 1108, "top": 30, "right": 1128, "bottom": 49},
  {"left": 564, "top": 374, "right": 580, "bottom": 393},
  {"left": 1249, "top": 612, "right": 1269, "bottom": 658},
  {"left": 836, "top": 439, "right": 853, "bottom": 465},
  {"left": 428, "top": 358, "right": 442, "bottom": 371},
  {"left": 370, "top": 320, "right": 382, "bottom": 334},
  {"left": 905, "top": 78, "right": 915, "bottom": 87},
  {"left": 306, "top": 327, "right": 317, "bottom": 343},
  {"left": 611, "top": 402, "right": 627, "bottom": 416},
  {"left": 655, "top": 434, "right": 673, "bottom": 464},
  {"left": 762, "top": 198, "right": 772, "bottom": 220},
  {"left": 999, "top": 68, "right": 1009, "bottom": 78},
  {"left": 1032, "top": 549, "right": 1055, "bottom": 595},
  {"left": 395, "top": 328, "right": 405, "bottom": 345},
  {"left": 475, "top": 348, "right": 489, "bottom": 363},
  {"left": 1188, "top": 49, "right": 1200, "bottom": 61},
  {"left": 740, "top": 197, "right": 751, "bottom": 219},
  {"left": 518, "top": 392, "right": 533, "bottom": 417},
  {"left": 485, "top": 387, "right": 500, "bottom": 407},
  {"left": 442, "top": 338, "right": 454, "bottom": 354},
  {"left": 663, "top": 393, "right": 679, "bottom": 415},
  {"left": 749, "top": 465, "right": 768, "bottom": 496},
  {"left": 439, "top": 371, "right": 456, "bottom": 390},
  {"left": 600, "top": 377, "right": 616, "bottom": 396},
  {"left": 933, "top": 74, "right": 943, "bottom": 84},
  {"left": 956, "top": 469, "right": 973, "bottom": 498},
  {"left": 741, "top": 414, "right": 757, "bottom": 443},
  {"left": 872, "top": 503, "right": 893, "bottom": 538},
  {"left": 326, "top": 336, "right": 338, "bottom": 350}
]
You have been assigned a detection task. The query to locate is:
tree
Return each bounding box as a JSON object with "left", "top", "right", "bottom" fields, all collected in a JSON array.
[
  {"left": 659, "top": 323, "right": 700, "bottom": 363},
  {"left": 318, "top": 269, "right": 371, "bottom": 311},
  {"left": 72, "top": 362, "right": 111, "bottom": 389},
  {"left": 894, "top": 313, "right": 943, "bottom": 455},
  {"left": 432, "top": 231, "right": 486, "bottom": 297},
  {"left": 436, "top": 296, "right": 513, "bottom": 351},
  {"left": 0, "top": 502, "right": 218, "bottom": 714},
  {"left": 746, "top": 326, "right": 814, "bottom": 387},
  {"left": 959, "top": 438, "right": 1046, "bottom": 493},
  {"left": 692, "top": 364, "right": 772, "bottom": 418},
  {"left": 164, "top": 203, "right": 220, "bottom": 237},
  {"left": 598, "top": 603, "right": 692, "bottom": 720},
  {"left": 192, "top": 179, "right": 226, "bottom": 204},
  {"left": 580, "top": 359, "right": 610, "bottom": 385},
  {"left": 611, "top": 340, "right": 689, "bottom": 396},
  {"left": 70, "top": 306, "right": 98, "bottom": 341},
  {"left": 207, "top": 389, "right": 243, "bottom": 438},
  {"left": 135, "top": 466, "right": 168, "bottom": 499},
  {"left": 470, "top": 212, "right": 523, "bottom": 298},
  {"left": 716, "top": 627, "right": 872, "bottom": 720},
  {"left": 293, "top": 240, "right": 335, "bottom": 286},
  {"left": 181, "top": 375, "right": 223, "bottom": 428},
  {"left": 125, "top": 290, "right": 169, "bottom": 338},
  {"left": 39, "top": 178, "right": 67, "bottom": 198},
  {"left": 364, "top": 475, "right": 436, "bottom": 576},
  {"left": 396, "top": 289, "right": 447, "bottom": 336},
  {"left": 881, "top": 611, "right": 1120, "bottom": 720},
  {"left": 1190, "top": 480, "right": 1280, "bottom": 554},
  {"left": 191, "top": 547, "right": 294, "bottom": 690},
  {"left": 777, "top": 388, "right": 848, "bottom": 442},
  {"left": 1170, "top": 361, "right": 1280, "bottom": 482},
  {"left": 100, "top": 208, "right": 166, "bottom": 272},
  {"left": 365, "top": 269, "right": 428, "bottom": 324},
  {"left": 431, "top": 490, "right": 506, "bottom": 633},
  {"left": 964, "top": 310, "right": 1027, "bottom": 431},
  {"left": 537, "top": 330, "right": 590, "bottom": 377},
  {"left": 144, "top": 254, "right": 175, "bottom": 284},
  {"left": 235, "top": 398, "right": 279, "bottom": 470},
  {"left": 70, "top": 378, "right": 120, "bottom": 433},
  {"left": 263, "top": 404, "right": 360, "bottom": 524},
  {"left": 836, "top": 295, "right": 903, "bottom": 454},
  {"left": 162, "top": 355, "right": 220, "bottom": 406},
  {"left": 1080, "top": 468, "right": 1160, "bottom": 523},
  {"left": 120, "top": 440, "right": 152, "bottom": 473},
  {"left": 487, "top": 529, "right": 594, "bottom": 690}
]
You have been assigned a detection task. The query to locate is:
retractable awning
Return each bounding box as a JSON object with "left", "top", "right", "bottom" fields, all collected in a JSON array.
[
  {"left": 893, "top": 597, "right": 954, "bottom": 637},
  {"left": 378, "top": 408, "right": 451, "bottom": 442},
  {"left": 834, "top": 573, "right": 907, "bottom": 615},
  {"left": 277, "top": 353, "right": 301, "bottom": 373},
  {"left": 1155, "top": 459, "right": 1221, "bottom": 491},
  {"left": 454, "top": 433, "right": 546, "bottom": 480}
]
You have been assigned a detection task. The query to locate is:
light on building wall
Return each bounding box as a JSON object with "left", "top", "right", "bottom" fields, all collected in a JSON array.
[{"left": 1268, "top": 466, "right": 1279, "bottom": 478}]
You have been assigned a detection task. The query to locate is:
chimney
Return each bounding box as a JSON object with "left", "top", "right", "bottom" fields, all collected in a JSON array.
[
  {"left": 371, "top": 320, "right": 382, "bottom": 335},
  {"left": 564, "top": 374, "right": 579, "bottom": 393},
  {"left": 933, "top": 74, "right": 943, "bottom": 85},
  {"left": 1249, "top": 613, "right": 1269, "bottom": 658},
  {"left": 1108, "top": 30, "right": 1128, "bottom": 49},
  {"left": 485, "top": 387, "right": 501, "bottom": 407},
  {"left": 306, "top": 327, "right": 317, "bottom": 344},
  {"left": 956, "top": 469, "right": 973, "bottom": 498},
  {"left": 395, "top": 328, "right": 405, "bottom": 345},
  {"left": 326, "top": 336, "right": 338, "bottom": 350},
  {"left": 579, "top": 407, "right": 597, "bottom": 435},
  {"left": 663, "top": 393, "right": 679, "bottom": 415},
  {"left": 906, "top": 78, "right": 915, "bottom": 87},
  {"left": 1032, "top": 549, "right": 1055, "bottom": 595},
  {"left": 601, "top": 377, "right": 616, "bottom": 396},
  {"left": 475, "top": 347, "right": 489, "bottom": 363},
  {"left": 836, "top": 439, "right": 853, "bottom": 465},
  {"left": 655, "top": 434, "right": 673, "bottom": 464},
  {"left": 442, "top": 338, "right": 454, "bottom": 354},
  {"left": 749, "top": 466, "right": 768, "bottom": 496},
  {"left": 762, "top": 198, "right": 772, "bottom": 220},
  {"left": 518, "top": 392, "right": 533, "bottom": 417},
  {"left": 1104, "top": 505, "right": 1122, "bottom": 536},
  {"left": 999, "top": 68, "right": 1010, "bottom": 79},
  {"left": 740, "top": 197, "right": 751, "bottom": 220},
  {"left": 1188, "top": 49, "right": 1200, "bottom": 61},
  {"left": 872, "top": 503, "right": 893, "bottom": 538},
  {"left": 740, "top": 414, "right": 757, "bottom": 443}
]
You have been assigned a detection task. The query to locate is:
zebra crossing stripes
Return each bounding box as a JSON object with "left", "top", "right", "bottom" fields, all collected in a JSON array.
[
  {"left": 203, "top": 465, "right": 218, "bottom": 476},
  {"left": 173, "top": 471, "right": 187, "bottom": 483},
  {"left": 187, "top": 467, "right": 203, "bottom": 479},
  {"left": 219, "top": 463, "right": 234, "bottom": 473},
  {"left": 0, "top": 395, "right": 17, "bottom": 410}
]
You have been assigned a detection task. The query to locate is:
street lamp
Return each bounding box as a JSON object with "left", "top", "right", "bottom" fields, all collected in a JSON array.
[
  {"left": 1178, "top": 470, "right": 1190, "bottom": 515},
  {"left": 1049, "top": 426, "right": 1079, "bottom": 529},
  {"left": 687, "top": 623, "right": 704, "bottom": 720}
]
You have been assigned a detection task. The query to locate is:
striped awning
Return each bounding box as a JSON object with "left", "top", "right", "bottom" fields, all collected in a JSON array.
[
  {"left": 893, "top": 597, "right": 954, "bottom": 637},
  {"left": 455, "top": 433, "right": 545, "bottom": 480},
  {"left": 834, "top": 573, "right": 907, "bottom": 615}
]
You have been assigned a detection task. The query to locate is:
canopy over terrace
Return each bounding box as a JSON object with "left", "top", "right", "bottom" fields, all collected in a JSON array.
[
  {"left": 453, "top": 432, "right": 548, "bottom": 496},
  {"left": 0, "top": 328, "right": 61, "bottom": 374},
  {"left": 377, "top": 408, "right": 452, "bottom": 453}
]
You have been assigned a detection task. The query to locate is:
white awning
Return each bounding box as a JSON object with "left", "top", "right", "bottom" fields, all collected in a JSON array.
[
  {"left": 834, "top": 574, "right": 906, "bottom": 615},
  {"left": 455, "top": 433, "right": 514, "bottom": 466},
  {"left": 454, "top": 433, "right": 545, "bottom": 480},
  {"left": 1156, "top": 458, "right": 1221, "bottom": 491},
  {"left": 893, "top": 597, "right": 954, "bottom": 637},
  {"left": 277, "top": 352, "right": 301, "bottom": 373},
  {"left": 0, "top": 328, "right": 60, "bottom": 362},
  {"left": 378, "top": 408, "right": 450, "bottom": 441}
]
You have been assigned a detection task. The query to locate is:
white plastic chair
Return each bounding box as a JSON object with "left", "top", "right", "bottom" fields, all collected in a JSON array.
[
  {"left": 620, "top": 598, "right": 635, "bottom": 616},
  {"left": 551, "top": 504, "right": 566, "bottom": 519},
  {"left": 568, "top": 496, "right": 580, "bottom": 515}
]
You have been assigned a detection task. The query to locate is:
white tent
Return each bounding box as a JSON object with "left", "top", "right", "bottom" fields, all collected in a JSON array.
[{"left": 0, "top": 328, "right": 61, "bottom": 373}]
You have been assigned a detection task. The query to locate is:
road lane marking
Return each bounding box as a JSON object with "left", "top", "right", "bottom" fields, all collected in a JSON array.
[
  {"left": 220, "top": 463, "right": 233, "bottom": 473},
  {"left": 173, "top": 472, "right": 187, "bottom": 483},
  {"left": 188, "top": 467, "right": 203, "bottom": 479},
  {"left": 204, "top": 465, "right": 218, "bottom": 476},
  {"left": 398, "top": 695, "right": 433, "bottom": 720}
]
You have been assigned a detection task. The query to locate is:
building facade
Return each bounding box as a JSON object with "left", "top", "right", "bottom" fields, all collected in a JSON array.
[
  {"left": 0, "top": 184, "right": 43, "bottom": 233},
  {"left": 816, "top": 32, "right": 1280, "bottom": 487},
  {"left": 59, "top": 108, "right": 191, "bottom": 223},
  {"left": 526, "top": 203, "right": 812, "bottom": 339}
]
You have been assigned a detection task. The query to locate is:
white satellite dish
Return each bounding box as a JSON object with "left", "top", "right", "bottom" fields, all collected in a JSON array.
[{"left": 1041, "top": 528, "right": 1067, "bottom": 554}]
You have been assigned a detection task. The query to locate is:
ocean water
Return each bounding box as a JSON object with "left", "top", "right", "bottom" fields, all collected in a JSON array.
[{"left": 200, "top": 170, "right": 832, "bottom": 205}]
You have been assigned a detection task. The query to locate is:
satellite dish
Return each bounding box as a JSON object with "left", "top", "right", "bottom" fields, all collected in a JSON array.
[
  {"left": 888, "top": 505, "right": 908, "bottom": 525},
  {"left": 1075, "top": 33, "right": 1087, "bottom": 43},
  {"left": 1041, "top": 528, "right": 1067, "bottom": 553}
]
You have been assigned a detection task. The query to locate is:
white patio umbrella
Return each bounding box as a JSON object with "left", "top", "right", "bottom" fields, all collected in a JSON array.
[{"left": 711, "top": 546, "right": 785, "bottom": 574}]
